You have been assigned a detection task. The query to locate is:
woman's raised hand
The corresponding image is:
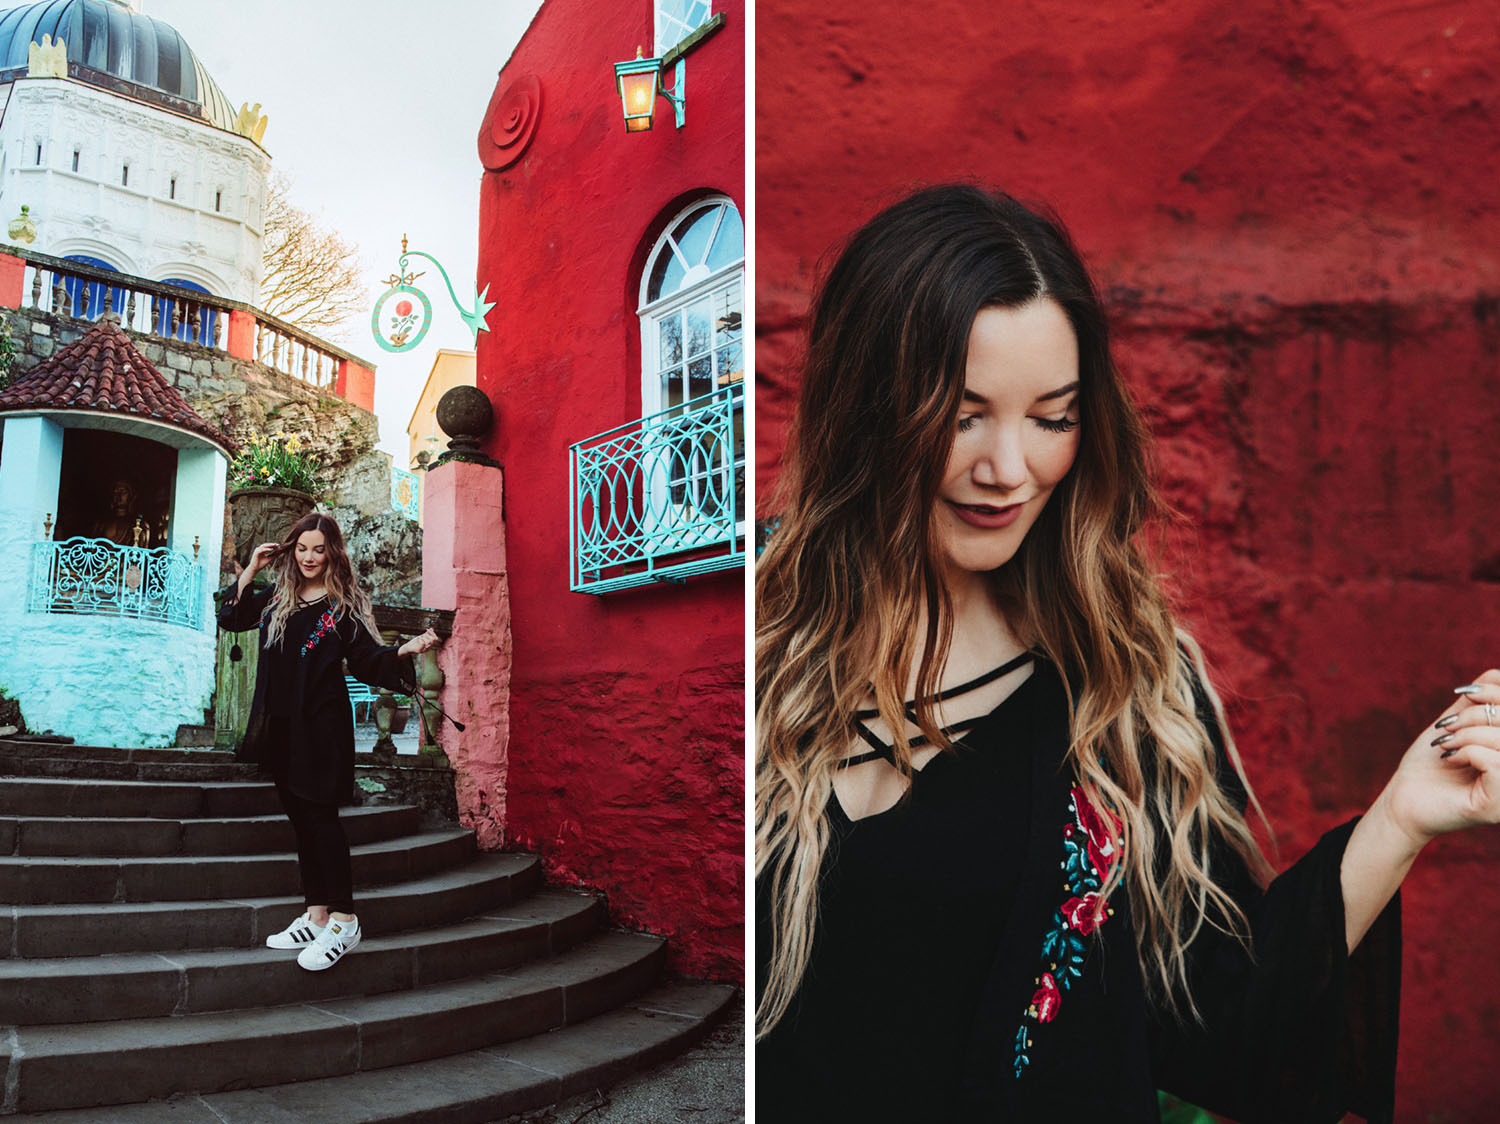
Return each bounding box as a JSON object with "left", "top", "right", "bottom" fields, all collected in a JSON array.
[
  {"left": 397, "top": 628, "right": 441, "bottom": 658},
  {"left": 247, "top": 542, "right": 281, "bottom": 576},
  {"left": 1380, "top": 668, "right": 1500, "bottom": 849}
]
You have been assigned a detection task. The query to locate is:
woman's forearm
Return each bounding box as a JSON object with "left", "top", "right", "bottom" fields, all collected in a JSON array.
[{"left": 1340, "top": 789, "right": 1424, "bottom": 953}]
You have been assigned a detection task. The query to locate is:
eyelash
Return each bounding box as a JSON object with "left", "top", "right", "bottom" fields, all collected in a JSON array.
[{"left": 957, "top": 415, "right": 1079, "bottom": 434}]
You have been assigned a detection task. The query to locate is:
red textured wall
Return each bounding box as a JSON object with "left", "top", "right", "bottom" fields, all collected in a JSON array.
[
  {"left": 758, "top": 2, "right": 1500, "bottom": 1118},
  {"left": 473, "top": 0, "right": 745, "bottom": 980}
]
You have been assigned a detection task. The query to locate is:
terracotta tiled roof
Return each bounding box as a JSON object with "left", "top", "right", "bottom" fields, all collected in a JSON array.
[{"left": 0, "top": 317, "right": 233, "bottom": 451}]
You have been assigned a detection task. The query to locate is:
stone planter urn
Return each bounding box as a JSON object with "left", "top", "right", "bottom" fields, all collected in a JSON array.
[{"left": 227, "top": 487, "right": 315, "bottom": 571}]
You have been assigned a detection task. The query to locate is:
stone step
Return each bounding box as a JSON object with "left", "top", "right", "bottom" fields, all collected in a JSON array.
[
  {"left": 3, "top": 852, "right": 542, "bottom": 958},
  {"left": 2, "top": 803, "right": 423, "bottom": 857},
  {"left": 174, "top": 724, "right": 216, "bottom": 747},
  {"left": 0, "top": 755, "right": 257, "bottom": 782},
  {"left": 0, "top": 740, "right": 238, "bottom": 764},
  {"left": 0, "top": 888, "right": 606, "bottom": 1025},
  {"left": 4, "top": 930, "right": 667, "bottom": 1114},
  {"left": 0, "top": 777, "right": 282, "bottom": 819},
  {"left": 0, "top": 827, "right": 477, "bottom": 904},
  {"left": 4, "top": 980, "right": 735, "bottom": 1123}
]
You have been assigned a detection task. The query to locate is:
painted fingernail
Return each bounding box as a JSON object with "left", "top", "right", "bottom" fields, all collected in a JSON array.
[
  {"left": 1456, "top": 685, "right": 1484, "bottom": 696},
  {"left": 1436, "top": 714, "right": 1460, "bottom": 729},
  {"left": 1432, "top": 733, "right": 1453, "bottom": 747},
  {"left": 1441, "top": 747, "right": 1459, "bottom": 759}
]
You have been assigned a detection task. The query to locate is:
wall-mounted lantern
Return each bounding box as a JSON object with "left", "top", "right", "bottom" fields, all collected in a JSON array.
[{"left": 613, "top": 48, "right": 684, "bottom": 133}]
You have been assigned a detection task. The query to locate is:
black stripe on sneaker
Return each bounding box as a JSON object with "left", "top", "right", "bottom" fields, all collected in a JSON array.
[{"left": 325, "top": 950, "right": 337, "bottom": 962}]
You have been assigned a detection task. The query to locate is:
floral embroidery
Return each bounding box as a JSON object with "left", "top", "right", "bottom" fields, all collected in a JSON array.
[
  {"left": 300, "top": 600, "right": 340, "bottom": 659},
  {"left": 1013, "top": 784, "right": 1120, "bottom": 1078}
]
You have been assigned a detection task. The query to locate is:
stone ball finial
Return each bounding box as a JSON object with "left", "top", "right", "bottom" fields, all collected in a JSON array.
[{"left": 433, "top": 385, "right": 499, "bottom": 467}]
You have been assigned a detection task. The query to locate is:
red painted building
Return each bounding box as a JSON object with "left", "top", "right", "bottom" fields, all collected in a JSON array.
[
  {"left": 439, "top": 0, "right": 744, "bottom": 982},
  {"left": 757, "top": 1, "right": 1500, "bottom": 1119}
]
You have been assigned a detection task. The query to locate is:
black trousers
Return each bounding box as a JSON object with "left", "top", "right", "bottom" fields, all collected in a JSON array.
[{"left": 273, "top": 774, "right": 354, "bottom": 915}]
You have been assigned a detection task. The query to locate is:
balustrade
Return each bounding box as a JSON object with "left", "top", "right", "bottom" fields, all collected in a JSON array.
[
  {"left": 29, "top": 536, "right": 203, "bottom": 629},
  {"left": 12, "top": 249, "right": 345, "bottom": 393},
  {"left": 569, "top": 382, "right": 745, "bottom": 593}
]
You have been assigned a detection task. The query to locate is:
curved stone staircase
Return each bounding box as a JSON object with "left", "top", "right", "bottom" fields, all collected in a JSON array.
[{"left": 0, "top": 740, "right": 735, "bottom": 1122}]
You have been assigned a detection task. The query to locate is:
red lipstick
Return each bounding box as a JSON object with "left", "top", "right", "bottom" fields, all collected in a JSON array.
[{"left": 947, "top": 500, "right": 1024, "bottom": 529}]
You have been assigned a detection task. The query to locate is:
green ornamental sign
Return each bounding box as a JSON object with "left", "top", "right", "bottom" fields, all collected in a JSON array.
[{"left": 371, "top": 284, "right": 432, "bottom": 353}]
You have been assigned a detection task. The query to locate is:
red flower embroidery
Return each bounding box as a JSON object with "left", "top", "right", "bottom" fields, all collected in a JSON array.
[
  {"left": 1030, "top": 973, "right": 1062, "bottom": 1023},
  {"left": 1060, "top": 892, "right": 1106, "bottom": 936},
  {"left": 1075, "top": 791, "right": 1120, "bottom": 877}
]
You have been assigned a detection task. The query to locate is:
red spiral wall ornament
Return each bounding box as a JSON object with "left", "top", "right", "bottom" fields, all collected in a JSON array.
[{"left": 478, "top": 74, "right": 542, "bottom": 172}]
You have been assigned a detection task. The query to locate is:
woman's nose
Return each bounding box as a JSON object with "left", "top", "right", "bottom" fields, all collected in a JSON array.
[{"left": 971, "top": 427, "right": 1028, "bottom": 492}]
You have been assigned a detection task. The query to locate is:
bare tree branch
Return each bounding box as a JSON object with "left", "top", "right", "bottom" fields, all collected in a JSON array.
[{"left": 259, "top": 173, "right": 366, "bottom": 338}]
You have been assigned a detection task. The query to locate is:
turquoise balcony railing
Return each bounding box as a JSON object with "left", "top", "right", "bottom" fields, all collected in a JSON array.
[
  {"left": 29, "top": 537, "right": 203, "bottom": 628},
  {"left": 570, "top": 383, "right": 745, "bottom": 593}
]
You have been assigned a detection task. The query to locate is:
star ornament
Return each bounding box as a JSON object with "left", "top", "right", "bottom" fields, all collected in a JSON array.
[{"left": 460, "top": 283, "right": 497, "bottom": 343}]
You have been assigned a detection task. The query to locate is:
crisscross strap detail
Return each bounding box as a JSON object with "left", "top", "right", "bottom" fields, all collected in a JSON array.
[{"left": 838, "top": 651, "right": 1035, "bottom": 770}]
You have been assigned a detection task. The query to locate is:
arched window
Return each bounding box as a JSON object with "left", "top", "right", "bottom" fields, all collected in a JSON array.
[
  {"left": 60, "top": 255, "right": 128, "bottom": 319},
  {"left": 637, "top": 196, "right": 744, "bottom": 541},
  {"left": 155, "top": 277, "right": 218, "bottom": 345},
  {"left": 638, "top": 196, "right": 743, "bottom": 417}
]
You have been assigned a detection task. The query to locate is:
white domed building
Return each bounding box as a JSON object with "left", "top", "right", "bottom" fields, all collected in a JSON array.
[{"left": 0, "top": 0, "right": 268, "bottom": 304}]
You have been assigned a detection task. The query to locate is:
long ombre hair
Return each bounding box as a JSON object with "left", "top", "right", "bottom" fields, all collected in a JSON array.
[
  {"left": 755, "top": 185, "right": 1275, "bottom": 1037},
  {"left": 261, "top": 512, "right": 383, "bottom": 650}
]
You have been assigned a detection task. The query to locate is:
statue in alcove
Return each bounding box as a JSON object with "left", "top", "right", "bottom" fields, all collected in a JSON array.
[{"left": 91, "top": 478, "right": 148, "bottom": 546}]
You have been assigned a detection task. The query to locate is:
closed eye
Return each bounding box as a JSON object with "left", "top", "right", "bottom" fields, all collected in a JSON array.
[{"left": 1033, "top": 416, "right": 1079, "bottom": 434}]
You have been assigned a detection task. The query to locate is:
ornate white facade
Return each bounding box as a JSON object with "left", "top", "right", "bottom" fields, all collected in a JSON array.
[{"left": 0, "top": 73, "right": 268, "bottom": 300}]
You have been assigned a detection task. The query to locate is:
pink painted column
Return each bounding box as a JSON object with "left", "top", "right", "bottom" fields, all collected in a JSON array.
[
  {"left": 226, "top": 309, "right": 258, "bottom": 361},
  {"left": 336, "top": 359, "right": 376, "bottom": 412},
  {"left": 422, "top": 458, "right": 511, "bottom": 850},
  {"left": 0, "top": 252, "right": 26, "bottom": 309}
]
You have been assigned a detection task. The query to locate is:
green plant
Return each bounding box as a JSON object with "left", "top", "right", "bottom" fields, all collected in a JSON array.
[
  {"left": 228, "top": 430, "right": 322, "bottom": 494},
  {"left": 0, "top": 320, "right": 17, "bottom": 391}
]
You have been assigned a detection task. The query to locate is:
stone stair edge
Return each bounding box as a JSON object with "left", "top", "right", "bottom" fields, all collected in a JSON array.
[
  {"left": 6, "top": 931, "right": 669, "bottom": 1114},
  {"left": 0, "top": 890, "right": 610, "bottom": 1026},
  {"left": 1, "top": 979, "right": 738, "bottom": 1123}
]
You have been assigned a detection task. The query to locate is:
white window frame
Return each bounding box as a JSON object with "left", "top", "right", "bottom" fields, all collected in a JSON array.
[
  {"left": 637, "top": 195, "right": 745, "bottom": 543},
  {"left": 653, "top": 0, "right": 714, "bottom": 55}
]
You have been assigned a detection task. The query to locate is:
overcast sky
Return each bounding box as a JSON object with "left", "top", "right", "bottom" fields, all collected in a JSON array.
[{"left": 146, "top": 0, "right": 545, "bottom": 463}]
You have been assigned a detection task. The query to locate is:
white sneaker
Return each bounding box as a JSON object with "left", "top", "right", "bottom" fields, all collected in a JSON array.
[
  {"left": 297, "top": 915, "right": 360, "bottom": 971},
  {"left": 266, "top": 911, "right": 325, "bottom": 950}
]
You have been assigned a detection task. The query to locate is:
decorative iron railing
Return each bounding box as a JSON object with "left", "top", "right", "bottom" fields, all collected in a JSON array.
[
  {"left": 570, "top": 383, "right": 744, "bottom": 593},
  {"left": 11, "top": 248, "right": 360, "bottom": 394},
  {"left": 28, "top": 537, "right": 203, "bottom": 628}
]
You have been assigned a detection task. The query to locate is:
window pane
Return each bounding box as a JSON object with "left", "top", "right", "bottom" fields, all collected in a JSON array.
[
  {"left": 648, "top": 247, "right": 686, "bottom": 303},
  {"left": 658, "top": 311, "right": 683, "bottom": 368},
  {"left": 686, "top": 298, "right": 712, "bottom": 360},
  {"left": 688, "top": 354, "right": 713, "bottom": 401},
  {"left": 714, "top": 341, "right": 742, "bottom": 386},
  {"left": 706, "top": 205, "right": 744, "bottom": 271},
  {"left": 654, "top": 0, "right": 712, "bottom": 54},
  {"left": 672, "top": 204, "right": 718, "bottom": 269}
]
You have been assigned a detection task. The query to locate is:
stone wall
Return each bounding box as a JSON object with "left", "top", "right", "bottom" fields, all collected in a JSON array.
[{"left": 0, "top": 305, "right": 422, "bottom": 603}]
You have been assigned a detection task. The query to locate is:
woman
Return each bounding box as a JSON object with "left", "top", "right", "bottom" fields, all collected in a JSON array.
[
  {"left": 755, "top": 185, "right": 1498, "bottom": 1122},
  {"left": 218, "top": 511, "right": 440, "bottom": 972}
]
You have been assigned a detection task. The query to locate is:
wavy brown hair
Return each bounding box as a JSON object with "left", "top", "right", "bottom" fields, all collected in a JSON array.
[
  {"left": 755, "top": 184, "right": 1275, "bottom": 1037},
  {"left": 262, "top": 512, "right": 382, "bottom": 650}
]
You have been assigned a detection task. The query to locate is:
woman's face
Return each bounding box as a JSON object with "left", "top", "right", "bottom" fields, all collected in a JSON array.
[
  {"left": 935, "top": 299, "right": 1082, "bottom": 578},
  {"left": 294, "top": 528, "right": 329, "bottom": 584}
]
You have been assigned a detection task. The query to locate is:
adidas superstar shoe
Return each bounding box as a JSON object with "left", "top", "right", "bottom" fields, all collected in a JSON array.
[
  {"left": 297, "top": 915, "right": 361, "bottom": 971},
  {"left": 266, "top": 911, "right": 325, "bottom": 950}
]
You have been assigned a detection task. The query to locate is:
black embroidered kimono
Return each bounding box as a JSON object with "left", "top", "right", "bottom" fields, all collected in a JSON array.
[
  {"left": 756, "top": 657, "right": 1401, "bottom": 1123},
  {"left": 217, "top": 581, "right": 415, "bottom": 806}
]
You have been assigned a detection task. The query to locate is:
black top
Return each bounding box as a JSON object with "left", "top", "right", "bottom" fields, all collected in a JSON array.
[
  {"left": 217, "top": 581, "right": 414, "bottom": 805},
  {"left": 756, "top": 656, "right": 1401, "bottom": 1123},
  {"left": 265, "top": 595, "right": 331, "bottom": 719}
]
